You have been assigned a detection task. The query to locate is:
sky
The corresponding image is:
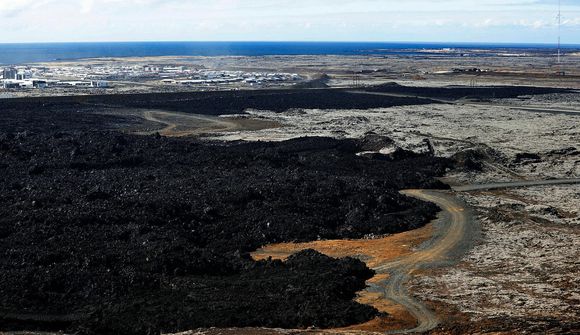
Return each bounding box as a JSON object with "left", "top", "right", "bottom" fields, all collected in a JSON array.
[{"left": 0, "top": 0, "right": 579, "bottom": 44}]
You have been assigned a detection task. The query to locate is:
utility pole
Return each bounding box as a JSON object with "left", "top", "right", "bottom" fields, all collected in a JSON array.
[
  {"left": 352, "top": 70, "right": 360, "bottom": 88},
  {"left": 557, "top": 0, "right": 562, "bottom": 65}
]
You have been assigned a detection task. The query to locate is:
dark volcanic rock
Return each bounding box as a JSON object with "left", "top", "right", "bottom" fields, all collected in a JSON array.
[
  {"left": 358, "top": 132, "right": 396, "bottom": 152},
  {"left": 0, "top": 92, "right": 452, "bottom": 334},
  {"left": 87, "top": 250, "right": 377, "bottom": 334},
  {"left": 452, "top": 149, "right": 487, "bottom": 171},
  {"left": 0, "top": 132, "right": 450, "bottom": 334},
  {"left": 547, "top": 147, "right": 579, "bottom": 156},
  {"left": 515, "top": 152, "right": 542, "bottom": 163},
  {"left": 0, "top": 88, "right": 431, "bottom": 126},
  {"left": 366, "top": 83, "right": 571, "bottom": 100}
]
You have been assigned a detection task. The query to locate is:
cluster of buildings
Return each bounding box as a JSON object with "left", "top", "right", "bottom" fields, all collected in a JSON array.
[
  {"left": 1, "top": 67, "right": 108, "bottom": 90},
  {"left": 161, "top": 70, "right": 302, "bottom": 86},
  {"left": 1, "top": 63, "right": 302, "bottom": 91}
]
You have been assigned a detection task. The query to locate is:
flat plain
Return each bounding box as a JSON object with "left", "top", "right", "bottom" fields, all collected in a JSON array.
[{"left": 1, "top": 49, "right": 579, "bottom": 334}]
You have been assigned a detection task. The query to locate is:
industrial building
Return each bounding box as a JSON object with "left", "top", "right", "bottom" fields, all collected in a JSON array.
[
  {"left": 2, "top": 67, "right": 17, "bottom": 80},
  {"left": 2, "top": 79, "right": 50, "bottom": 89},
  {"left": 1, "top": 65, "right": 109, "bottom": 89},
  {"left": 1, "top": 63, "right": 300, "bottom": 92}
]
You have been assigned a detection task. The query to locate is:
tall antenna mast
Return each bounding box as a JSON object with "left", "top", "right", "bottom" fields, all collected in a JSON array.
[{"left": 557, "top": 0, "right": 561, "bottom": 64}]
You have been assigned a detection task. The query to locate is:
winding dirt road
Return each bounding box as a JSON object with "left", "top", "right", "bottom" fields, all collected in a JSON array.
[
  {"left": 453, "top": 178, "right": 580, "bottom": 192},
  {"left": 379, "top": 178, "right": 580, "bottom": 334},
  {"left": 138, "top": 111, "right": 243, "bottom": 137},
  {"left": 370, "top": 189, "right": 475, "bottom": 334},
  {"left": 133, "top": 110, "right": 279, "bottom": 137}
]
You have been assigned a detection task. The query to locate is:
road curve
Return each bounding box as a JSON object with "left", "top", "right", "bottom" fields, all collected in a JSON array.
[
  {"left": 371, "top": 189, "right": 475, "bottom": 334},
  {"left": 138, "top": 110, "right": 239, "bottom": 137},
  {"left": 453, "top": 178, "right": 580, "bottom": 192},
  {"left": 379, "top": 178, "right": 580, "bottom": 334}
]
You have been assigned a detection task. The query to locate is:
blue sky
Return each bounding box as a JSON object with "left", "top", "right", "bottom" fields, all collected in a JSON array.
[{"left": 0, "top": 0, "right": 579, "bottom": 44}]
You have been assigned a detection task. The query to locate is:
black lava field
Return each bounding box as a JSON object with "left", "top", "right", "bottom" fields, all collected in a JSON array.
[
  {"left": 0, "top": 88, "right": 459, "bottom": 334},
  {"left": 366, "top": 82, "right": 571, "bottom": 100},
  {"left": 0, "top": 87, "right": 432, "bottom": 118}
]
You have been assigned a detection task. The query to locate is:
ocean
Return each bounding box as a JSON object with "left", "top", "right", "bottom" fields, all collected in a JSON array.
[{"left": 0, "top": 41, "right": 576, "bottom": 65}]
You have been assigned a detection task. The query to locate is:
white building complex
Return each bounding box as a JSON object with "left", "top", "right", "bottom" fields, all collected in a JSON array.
[{"left": 2, "top": 66, "right": 109, "bottom": 89}]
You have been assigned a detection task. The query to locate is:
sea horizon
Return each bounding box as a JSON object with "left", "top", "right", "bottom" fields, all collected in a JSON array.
[{"left": 1, "top": 41, "right": 578, "bottom": 65}]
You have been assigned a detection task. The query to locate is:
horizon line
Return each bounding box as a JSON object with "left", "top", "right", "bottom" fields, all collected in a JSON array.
[{"left": 1, "top": 40, "right": 579, "bottom": 47}]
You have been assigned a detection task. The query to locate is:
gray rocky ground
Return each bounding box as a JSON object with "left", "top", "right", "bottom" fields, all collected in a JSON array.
[{"left": 208, "top": 93, "right": 580, "bottom": 332}]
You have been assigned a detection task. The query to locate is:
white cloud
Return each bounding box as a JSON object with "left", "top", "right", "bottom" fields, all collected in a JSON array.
[
  {"left": 0, "top": 0, "right": 578, "bottom": 43},
  {"left": 0, "top": 0, "right": 43, "bottom": 17}
]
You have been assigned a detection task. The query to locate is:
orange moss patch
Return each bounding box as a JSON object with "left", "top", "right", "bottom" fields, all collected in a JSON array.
[
  {"left": 251, "top": 224, "right": 433, "bottom": 268},
  {"left": 367, "top": 273, "right": 390, "bottom": 284},
  {"left": 344, "top": 292, "right": 417, "bottom": 333},
  {"left": 251, "top": 224, "right": 434, "bottom": 333}
]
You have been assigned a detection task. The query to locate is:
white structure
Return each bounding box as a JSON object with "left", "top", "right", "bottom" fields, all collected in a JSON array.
[
  {"left": 2, "top": 68, "right": 17, "bottom": 80},
  {"left": 91, "top": 81, "right": 109, "bottom": 88},
  {"left": 2, "top": 80, "right": 33, "bottom": 89}
]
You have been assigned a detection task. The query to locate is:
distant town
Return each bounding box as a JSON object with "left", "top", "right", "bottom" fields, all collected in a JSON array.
[{"left": 1, "top": 63, "right": 303, "bottom": 93}]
